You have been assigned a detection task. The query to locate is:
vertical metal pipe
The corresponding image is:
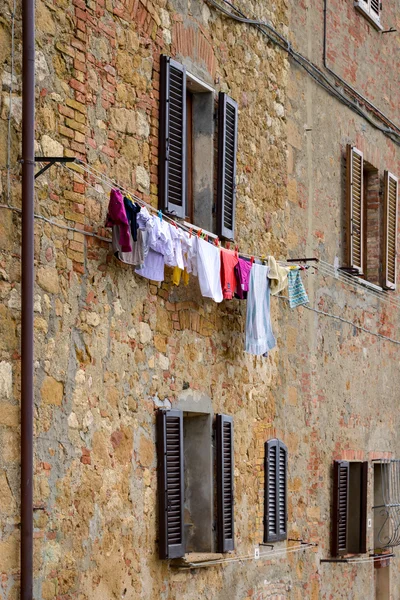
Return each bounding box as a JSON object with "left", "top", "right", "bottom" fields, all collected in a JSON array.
[{"left": 21, "top": 0, "right": 35, "bottom": 595}]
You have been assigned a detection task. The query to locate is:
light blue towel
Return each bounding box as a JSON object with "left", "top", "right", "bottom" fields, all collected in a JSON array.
[
  {"left": 287, "top": 269, "right": 309, "bottom": 308},
  {"left": 245, "top": 264, "right": 276, "bottom": 356}
]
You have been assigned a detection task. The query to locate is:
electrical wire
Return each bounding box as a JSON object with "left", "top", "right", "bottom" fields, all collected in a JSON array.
[
  {"left": 206, "top": 0, "right": 400, "bottom": 145},
  {"left": 277, "top": 295, "right": 400, "bottom": 347},
  {"left": 174, "top": 542, "right": 315, "bottom": 569}
]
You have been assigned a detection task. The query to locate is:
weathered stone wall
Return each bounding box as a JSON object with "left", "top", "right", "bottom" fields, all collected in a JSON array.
[{"left": 0, "top": 0, "right": 399, "bottom": 598}]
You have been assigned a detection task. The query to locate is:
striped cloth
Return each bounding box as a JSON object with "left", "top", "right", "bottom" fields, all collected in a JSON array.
[{"left": 287, "top": 269, "right": 309, "bottom": 308}]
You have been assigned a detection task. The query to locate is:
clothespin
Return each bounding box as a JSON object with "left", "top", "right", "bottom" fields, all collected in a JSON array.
[
  {"left": 250, "top": 256, "right": 254, "bottom": 265},
  {"left": 235, "top": 245, "right": 239, "bottom": 257},
  {"left": 226, "top": 242, "right": 231, "bottom": 250},
  {"left": 214, "top": 237, "right": 220, "bottom": 247},
  {"left": 189, "top": 228, "right": 193, "bottom": 238},
  {"left": 197, "top": 229, "right": 202, "bottom": 238},
  {"left": 205, "top": 234, "right": 209, "bottom": 242},
  {"left": 158, "top": 209, "right": 163, "bottom": 222},
  {"left": 261, "top": 254, "right": 266, "bottom": 265}
]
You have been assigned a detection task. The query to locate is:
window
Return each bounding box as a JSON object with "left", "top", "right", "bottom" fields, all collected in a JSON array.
[
  {"left": 264, "top": 439, "right": 287, "bottom": 543},
  {"left": 159, "top": 54, "right": 238, "bottom": 240},
  {"left": 156, "top": 409, "right": 234, "bottom": 559},
  {"left": 354, "top": 0, "right": 383, "bottom": 30},
  {"left": 345, "top": 145, "right": 398, "bottom": 289},
  {"left": 331, "top": 461, "right": 368, "bottom": 556}
]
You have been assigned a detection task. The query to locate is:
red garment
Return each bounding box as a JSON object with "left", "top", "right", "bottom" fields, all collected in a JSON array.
[
  {"left": 220, "top": 249, "right": 239, "bottom": 300},
  {"left": 105, "top": 189, "right": 131, "bottom": 252}
]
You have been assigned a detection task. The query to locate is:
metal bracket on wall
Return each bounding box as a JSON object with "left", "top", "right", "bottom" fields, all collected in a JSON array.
[{"left": 34, "top": 156, "right": 77, "bottom": 179}]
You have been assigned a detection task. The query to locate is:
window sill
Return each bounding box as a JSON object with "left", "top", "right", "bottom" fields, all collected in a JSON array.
[
  {"left": 354, "top": 2, "right": 383, "bottom": 31},
  {"left": 170, "top": 552, "right": 226, "bottom": 569},
  {"left": 354, "top": 277, "right": 383, "bottom": 292}
]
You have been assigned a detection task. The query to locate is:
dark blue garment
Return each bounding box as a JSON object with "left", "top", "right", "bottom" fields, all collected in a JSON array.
[{"left": 123, "top": 198, "right": 141, "bottom": 242}]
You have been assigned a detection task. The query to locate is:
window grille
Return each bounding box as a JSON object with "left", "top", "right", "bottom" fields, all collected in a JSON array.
[{"left": 373, "top": 459, "right": 400, "bottom": 549}]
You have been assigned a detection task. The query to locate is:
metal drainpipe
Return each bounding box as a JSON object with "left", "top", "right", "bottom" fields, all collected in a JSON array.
[
  {"left": 323, "top": 0, "right": 400, "bottom": 133},
  {"left": 21, "top": 0, "right": 35, "bottom": 594}
]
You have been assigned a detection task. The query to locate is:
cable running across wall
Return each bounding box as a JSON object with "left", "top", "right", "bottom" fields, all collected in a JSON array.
[
  {"left": 205, "top": 0, "right": 400, "bottom": 145},
  {"left": 2, "top": 160, "right": 400, "bottom": 347}
]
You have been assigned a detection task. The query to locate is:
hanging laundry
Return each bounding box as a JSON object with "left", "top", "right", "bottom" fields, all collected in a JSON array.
[
  {"left": 167, "top": 223, "right": 186, "bottom": 270},
  {"left": 220, "top": 249, "right": 239, "bottom": 300},
  {"left": 235, "top": 257, "right": 252, "bottom": 299},
  {"left": 183, "top": 234, "right": 198, "bottom": 276},
  {"left": 172, "top": 267, "right": 189, "bottom": 286},
  {"left": 245, "top": 263, "right": 276, "bottom": 356},
  {"left": 112, "top": 226, "right": 144, "bottom": 267},
  {"left": 105, "top": 189, "right": 131, "bottom": 252},
  {"left": 123, "top": 197, "right": 141, "bottom": 242},
  {"left": 268, "top": 256, "right": 290, "bottom": 296},
  {"left": 135, "top": 213, "right": 173, "bottom": 282},
  {"left": 287, "top": 268, "right": 309, "bottom": 308},
  {"left": 197, "top": 237, "right": 223, "bottom": 303}
]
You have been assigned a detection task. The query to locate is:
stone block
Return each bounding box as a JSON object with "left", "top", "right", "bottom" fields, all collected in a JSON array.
[{"left": 41, "top": 376, "right": 64, "bottom": 406}]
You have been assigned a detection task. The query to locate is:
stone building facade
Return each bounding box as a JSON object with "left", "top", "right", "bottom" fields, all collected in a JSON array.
[{"left": 0, "top": 0, "right": 399, "bottom": 597}]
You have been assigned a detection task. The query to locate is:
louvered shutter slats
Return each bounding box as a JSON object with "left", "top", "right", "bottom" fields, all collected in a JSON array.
[
  {"left": 159, "top": 55, "right": 186, "bottom": 218},
  {"left": 157, "top": 409, "right": 185, "bottom": 559},
  {"left": 370, "top": 0, "right": 380, "bottom": 16},
  {"left": 278, "top": 444, "right": 287, "bottom": 537},
  {"left": 218, "top": 93, "right": 238, "bottom": 240},
  {"left": 264, "top": 439, "right": 287, "bottom": 543},
  {"left": 332, "top": 461, "right": 349, "bottom": 556},
  {"left": 383, "top": 171, "right": 398, "bottom": 290},
  {"left": 346, "top": 145, "right": 364, "bottom": 273},
  {"left": 217, "top": 414, "right": 234, "bottom": 552}
]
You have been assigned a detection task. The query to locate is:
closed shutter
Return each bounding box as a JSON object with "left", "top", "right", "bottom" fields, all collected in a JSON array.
[
  {"left": 346, "top": 145, "right": 364, "bottom": 273},
  {"left": 382, "top": 171, "right": 398, "bottom": 290},
  {"left": 278, "top": 442, "right": 288, "bottom": 540},
  {"left": 332, "top": 461, "right": 349, "bottom": 556},
  {"left": 216, "top": 414, "right": 234, "bottom": 552},
  {"left": 264, "top": 439, "right": 287, "bottom": 542},
  {"left": 159, "top": 55, "right": 187, "bottom": 218},
  {"left": 217, "top": 92, "right": 238, "bottom": 241},
  {"left": 360, "top": 462, "right": 369, "bottom": 554},
  {"left": 157, "top": 409, "right": 185, "bottom": 559}
]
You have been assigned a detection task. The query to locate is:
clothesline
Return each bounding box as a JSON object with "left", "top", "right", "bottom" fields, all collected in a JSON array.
[{"left": 58, "top": 159, "right": 307, "bottom": 267}]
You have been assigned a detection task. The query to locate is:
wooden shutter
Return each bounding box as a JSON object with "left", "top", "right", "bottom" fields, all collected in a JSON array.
[
  {"left": 217, "top": 92, "right": 238, "bottom": 241},
  {"left": 382, "top": 171, "right": 398, "bottom": 290},
  {"left": 370, "top": 0, "right": 380, "bottom": 17},
  {"left": 359, "top": 462, "right": 369, "bottom": 554},
  {"left": 278, "top": 442, "right": 288, "bottom": 540},
  {"left": 159, "top": 55, "right": 187, "bottom": 218},
  {"left": 216, "top": 414, "right": 234, "bottom": 552},
  {"left": 332, "top": 461, "right": 349, "bottom": 556},
  {"left": 157, "top": 409, "right": 185, "bottom": 559},
  {"left": 264, "top": 439, "right": 287, "bottom": 542},
  {"left": 346, "top": 145, "right": 364, "bottom": 273}
]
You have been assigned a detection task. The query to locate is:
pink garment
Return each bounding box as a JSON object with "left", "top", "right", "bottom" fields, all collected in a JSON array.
[
  {"left": 105, "top": 189, "right": 131, "bottom": 252},
  {"left": 235, "top": 258, "right": 252, "bottom": 299}
]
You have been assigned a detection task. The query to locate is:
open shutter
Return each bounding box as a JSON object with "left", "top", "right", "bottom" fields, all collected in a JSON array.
[
  {"left": 332, "top": 461, "right": 349, "bottom": 556},
  {"left": 370, "top": 0, "right": 380, "bottom": 18},
  {"left": 217, "top": 93, "right": 238, "bottom": 241},
  {"left": 216, "top": 414, "right": 234, "bottom": 552},
  {"left": 278, "top": 442, "right": 288, "bottom": 541},
  {"left": 159, "top": 55, "right": 187, "bottom": 218},
  {"left": 382, "top": 171, "right": 398, "bottom": 290},
  {"left": 359, "top": 461, "right": 368, "bottom": 554},
  {"left": 157, "top": 409, "right": 184, "bottom": 559},
  {"left": 346, "top": 145, "right": 364, "bottom": 273}
]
